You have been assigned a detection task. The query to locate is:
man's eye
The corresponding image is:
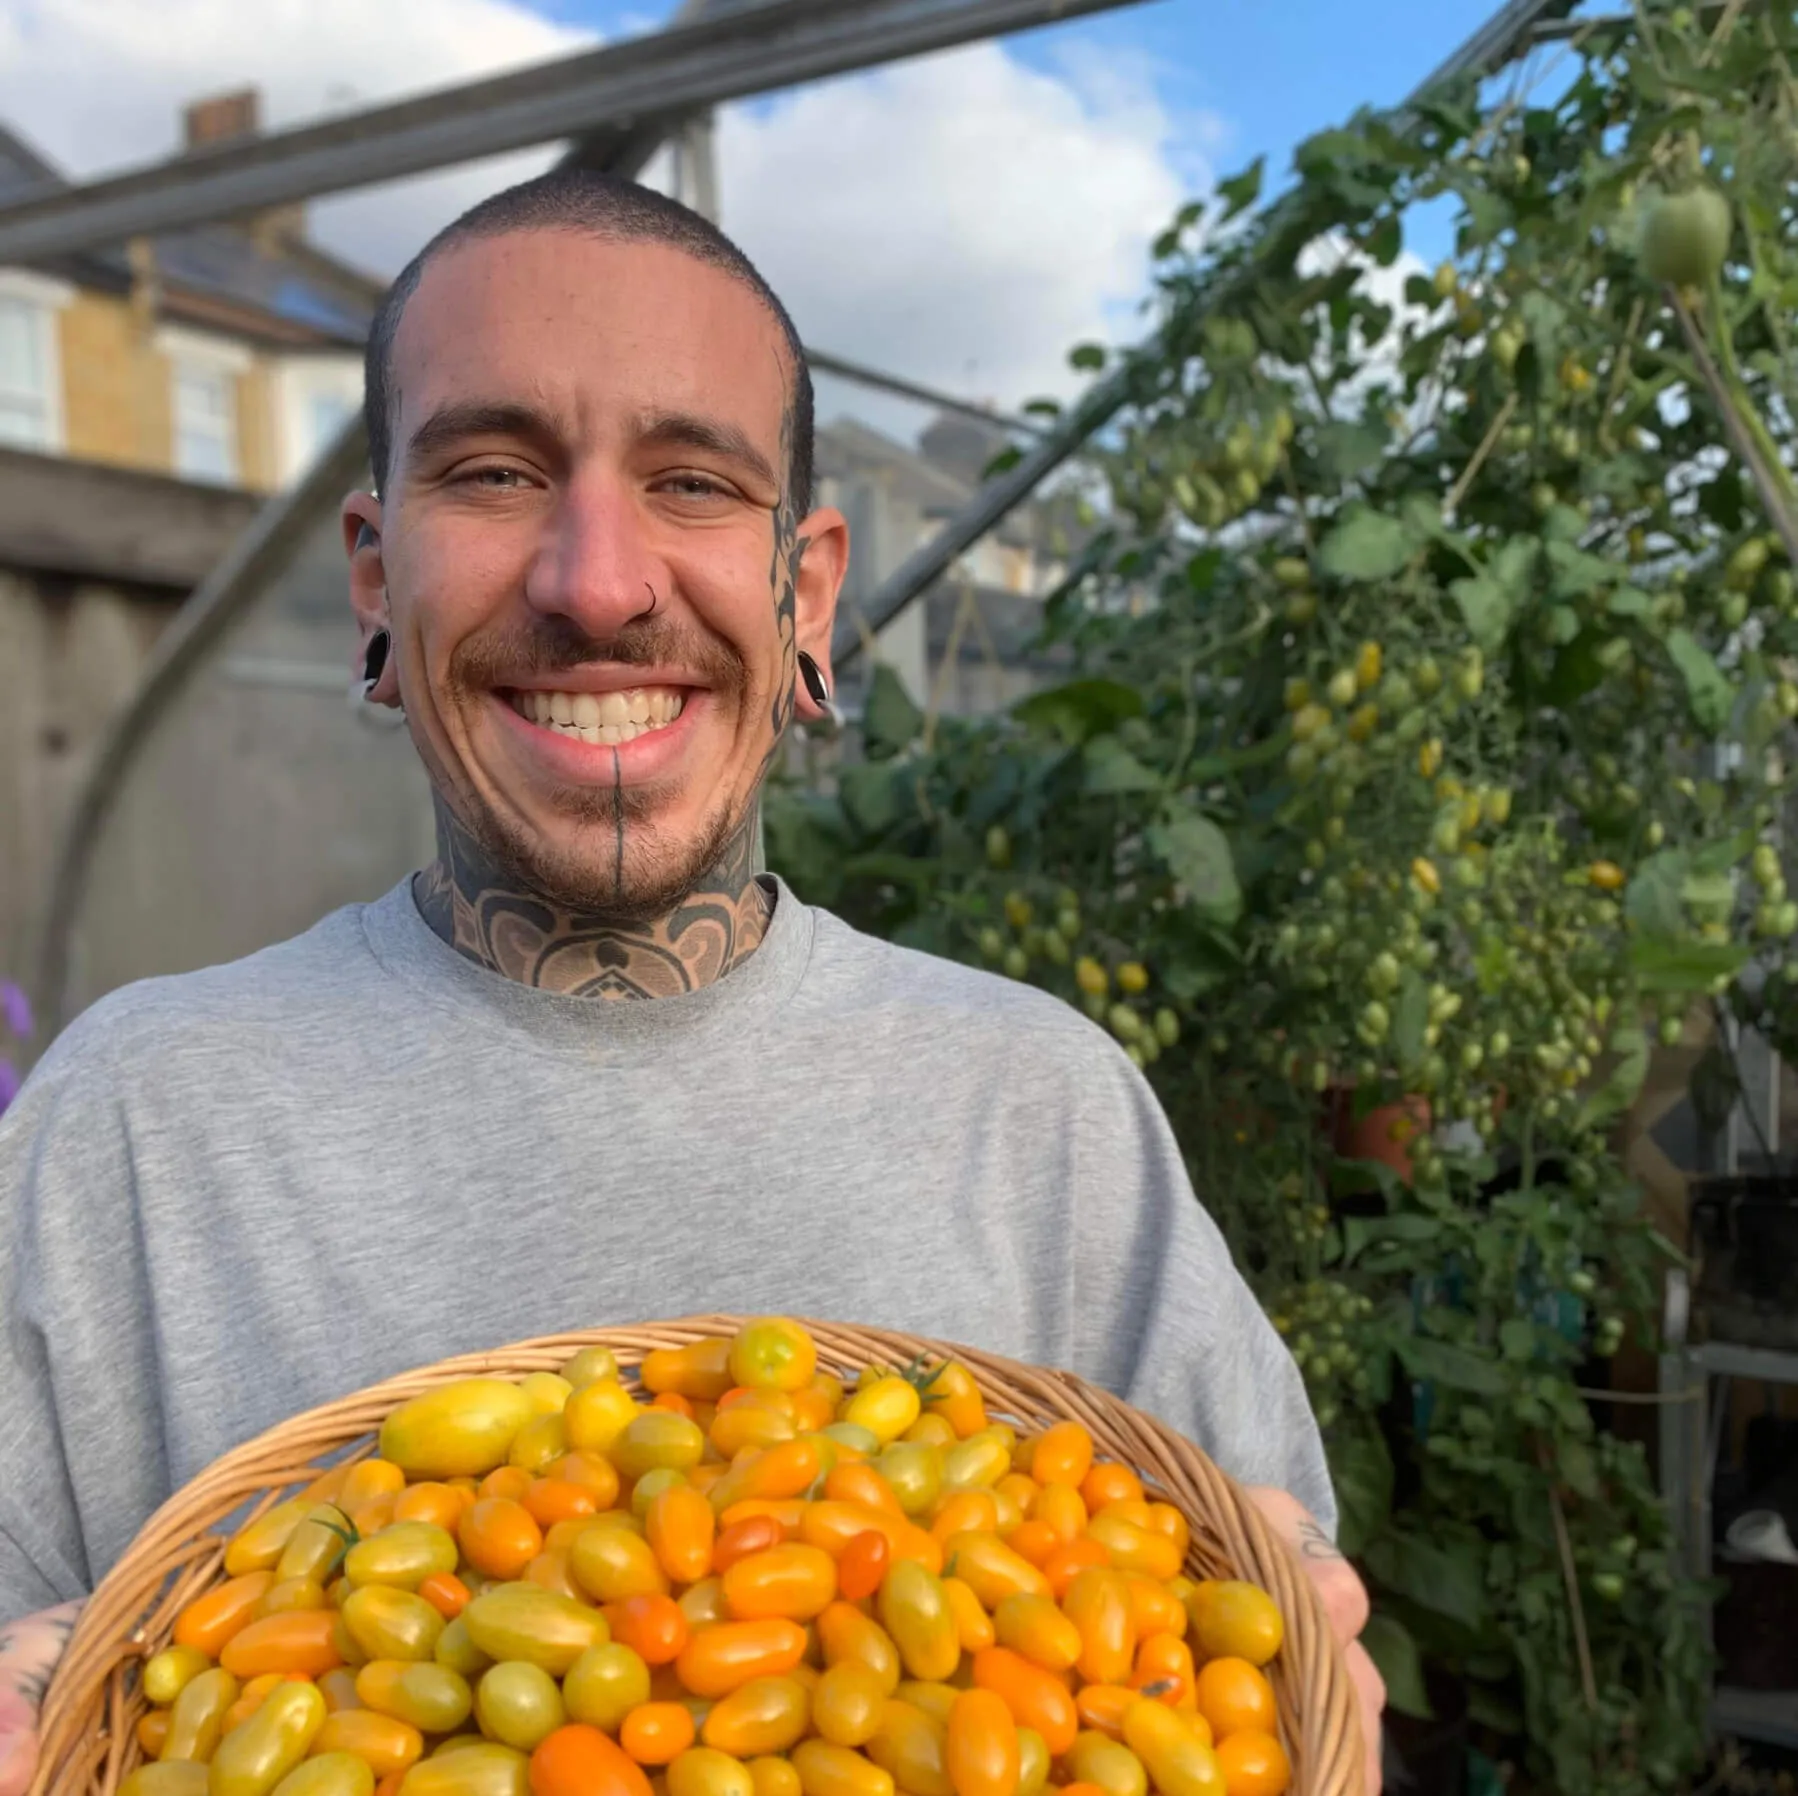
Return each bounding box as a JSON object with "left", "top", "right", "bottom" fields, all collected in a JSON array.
[
  {"left": 462, "top": 466, "right": 527, "bottom": 489},
  {"left": 662, "top": 474, "right": 730, "bottom": 499}
]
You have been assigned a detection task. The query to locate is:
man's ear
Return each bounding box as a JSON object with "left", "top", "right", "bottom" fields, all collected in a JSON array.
[
  {"left": 793, "top": 505, "right": 849, "bottom": 722},
  {"left": 341, "top": 491, "right": 399, "bottom": 706}
]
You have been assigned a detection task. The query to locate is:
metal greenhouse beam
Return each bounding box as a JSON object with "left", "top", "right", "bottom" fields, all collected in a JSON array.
[
  {"left": 830, "top": 0, "right": 1578, "bottom": 675},
  {"left": 0, "top": 0, "right": 1148, "bottom": 264}
]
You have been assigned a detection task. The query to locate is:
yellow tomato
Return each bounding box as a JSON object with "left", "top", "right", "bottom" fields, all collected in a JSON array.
[{"left": 379, "top": 1380, "right": 535, "bottom": 1479}]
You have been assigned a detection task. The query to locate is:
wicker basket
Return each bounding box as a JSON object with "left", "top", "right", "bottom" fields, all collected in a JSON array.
[{"left": 32, "top": 1316, "right": 1364, "bottom": 1795}]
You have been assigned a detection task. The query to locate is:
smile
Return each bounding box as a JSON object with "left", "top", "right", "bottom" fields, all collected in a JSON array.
[{"left": 506, "top": 686, "right": 687, "bottom": 746}]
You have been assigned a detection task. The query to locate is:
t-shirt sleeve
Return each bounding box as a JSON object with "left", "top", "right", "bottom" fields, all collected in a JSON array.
[
  {"left": 0, "top": 1016, "right": 171, "bottom": 1626},
  {"left": 1062, "top": 1032, "right": 1338, "bottom": 1536}
]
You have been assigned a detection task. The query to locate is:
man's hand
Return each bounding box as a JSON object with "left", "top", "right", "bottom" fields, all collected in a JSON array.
[
  {"left": 1245, "top": 1487, "right": 1384, "bottom": 1795},
  {"left": 0, "top": 1601, "right": 83, "bottom": 1796}
]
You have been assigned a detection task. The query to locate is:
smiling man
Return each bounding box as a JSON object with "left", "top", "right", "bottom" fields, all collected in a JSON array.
[{"left": 0, "top": 172, "right": 1382, "bottom": 1791}]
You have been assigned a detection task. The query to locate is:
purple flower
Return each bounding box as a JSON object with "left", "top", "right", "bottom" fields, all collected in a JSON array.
[
  {"left": 0, "top": 980, "right": 31, "bottom": 1041},
  {"left": 0, "top": 1059, "right": 18, "bottom": 1116}
]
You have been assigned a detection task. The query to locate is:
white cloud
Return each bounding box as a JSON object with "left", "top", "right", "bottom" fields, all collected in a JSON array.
[{"left": 0, "top": 0, "right": 1208, "bottom": 433}]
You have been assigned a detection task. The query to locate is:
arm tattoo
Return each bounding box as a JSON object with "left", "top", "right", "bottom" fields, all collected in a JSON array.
[
  {"left": 1297, "top": 1518, "right": 1345, "bottom": 1561},
  {"left": 0, "top": 1605, "right": 79, "bottom": 1711}
]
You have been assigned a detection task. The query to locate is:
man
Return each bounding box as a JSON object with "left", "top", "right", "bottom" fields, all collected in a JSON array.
[{"left": 0, "top": 171, "right": 1383, "bottom": 1789}]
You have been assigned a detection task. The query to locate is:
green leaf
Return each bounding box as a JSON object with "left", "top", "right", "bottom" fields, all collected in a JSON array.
[
  {"left": 1666, "top": 629, "right": 1734, "bottom": 733},
  {"left": 860, "top": 664, "right": 924, "bottom": 760},
  {"left": 1012, "top": 678, "right": 1144, "bottom": 745},
  {"left": 1343, "top": 1213, "right": 1440, "bottom": 1264},
  {"left": 1393, "top": 968, "right": 1429, "bottom": 1067},
  {"left": 1626, "top": 851, "right": 1689, "bottom": 936},
  {"left": 837, "top": 761, "right": 911, "bottom": 837},
  {"left": 1629, "top": 935, "right": 1751, "bottom": 993},
  {"left": 1362, "top": 1612, "right": 1433, "bottom": 1721},
  {"left": 1449, "top": 576, "right": 1515, "bottom": 653},
  {"left": 982, "top": 445, "right": 1024, "bottom": 479},
  {"left": 1314, "top": 417, "right": 1390, "bottom": 481},
  {"left": 1499, "top": 1318, "right": 1536, "bottom": 1362},
  {"left": 1069, "top": 343, "right": 1107, "bottom": 372},
  {"left": 1082, "top": 737, "right": 1163, "bottom": 794},
  {"left": 1519, "top": 289, "right": 1565, "bottom": 367},
  {"left": 1576, "top": 1024, "right": 1650, "bottom": 1130},
  {"left": 1364, "top": 1530, "right": 1488, "bottom": 1631},
  {"left": 1559, "top": 1436, "right": 1599, "bottom": 1500},
  {"left": 1329, "top": 1420, "right": 1395, "bottom": 1557},
  {"left": 1216, "top": 156, "right": 1264, "bottom": 221},
  {"left": 1148, "top": 812, "right": 1242, "bottom": 926},
  {"left": 1317, "top": 507, "right": 1418, "bottom": 583},
  {"left": 1393, "top": 1335, "right": 1508, "bottom": 1396},
  {"left": 1608, "top": 584, "right": 1653, "bottom": 617},
  {"left": 1546, "top": 539, "right": 1621, "bottom": 599},
  {"left": 1459, "top": 184, "right": 1513, "bottom": 246}
]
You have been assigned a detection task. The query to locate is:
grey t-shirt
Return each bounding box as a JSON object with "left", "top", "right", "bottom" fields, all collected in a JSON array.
[{"left": 0, "top": 878, "right": 1330, "bottom": 1623}]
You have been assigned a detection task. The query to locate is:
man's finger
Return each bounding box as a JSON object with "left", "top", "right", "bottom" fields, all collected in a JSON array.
[
  {"left": 0, "top": 1598, "right": 85, "bottom": 1796},
  {"left": 1348, "top": 1640, "right": 1386, "bottom": 1795},
  {"left": 0, "top": 1687, "right": 43, "bottom": 1796}
]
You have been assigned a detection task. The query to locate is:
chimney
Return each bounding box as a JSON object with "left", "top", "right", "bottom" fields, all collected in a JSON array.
[{"left": 181, "top": 87, "right": 308, "bottom": 252}]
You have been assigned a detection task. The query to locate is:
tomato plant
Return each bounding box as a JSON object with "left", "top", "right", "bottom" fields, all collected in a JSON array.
[{"left": 764, "top": 6, "right": 1798, "bottom": 1787}]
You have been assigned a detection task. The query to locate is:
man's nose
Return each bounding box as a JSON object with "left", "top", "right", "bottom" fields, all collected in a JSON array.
[{"left": 522, "top": 472, "right": 667, "bottom": 639}]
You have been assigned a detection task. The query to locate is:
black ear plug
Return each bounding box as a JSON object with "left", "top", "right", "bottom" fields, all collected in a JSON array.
[{"left": 354, "top": 521, "right": 379, "bottom": 552}]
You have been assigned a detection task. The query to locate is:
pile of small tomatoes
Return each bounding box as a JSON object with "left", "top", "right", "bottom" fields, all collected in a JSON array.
[{"left": 121, "top": 1320, "right": 1292, "bottom": 1796}]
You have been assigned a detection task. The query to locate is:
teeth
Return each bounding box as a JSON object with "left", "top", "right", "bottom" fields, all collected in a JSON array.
[{"left": 511, "top": 687, "right": 686, "bottom": 743}]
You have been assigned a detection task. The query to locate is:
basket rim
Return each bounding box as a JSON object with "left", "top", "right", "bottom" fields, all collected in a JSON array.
[{"left": 34, "top": 1314, "right": 1363, "bottom": 1796}]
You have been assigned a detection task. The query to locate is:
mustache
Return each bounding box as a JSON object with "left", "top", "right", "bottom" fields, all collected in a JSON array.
[{"left": 450, "top": 615, "right": 747, "bottom": 693}]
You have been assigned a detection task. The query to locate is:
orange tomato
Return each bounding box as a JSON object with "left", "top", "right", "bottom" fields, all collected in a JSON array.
[
  {"left": 723, "top": 1544, "right": 839, "bottom": 1622},
  {"left": 219, "top": 1609, "right": 343, "bottom": 1679},
  {"left": 1084, "top": 1515, "right": 1181, "bottom": 1583},
  {"left": 135, "top": 1711, "right": 169, "bottom": 1757},
  {"left": 1079, "top": 1466, "right": 1144, "bottom": 1514},
  {"left": 480, "top": 1465, "right": 534, "bottom": 1503},
  {"left": 716, "top": 1516, "right": 787, "bottom": 1574},
  {"left": 946, "top": 1688, "right": 1020, "bottom": 1796},
  {"left": 623, "top": 1701, "right": 699, "bottom": 1765},
  {"left": 719, "top": 1500, "right": 809, "bottom": 1540},
  {"left": 920, "top": 1362, "right": 987, "bottom": 1439},
  {"left": 942, "top": 1579, "right": 996, "bottom": 1654},
  {"left": 526, "top": 1546, "right": 584, "bottom": 1602},
  {"left": 937, "top": 1534, "right": 1048, "bottom": 1609},
  {"left": 930, "top": 1494, "right": 998, "bottom": 1544},
  {"left": 839, "top": 1531, "right": 891, "bottom": 1602},
  {"left": 573, "top": 1524, "right": 669, "bottom": 1604},
  {"left": 816, "top": 1602, "right": 902, "bottom": 1695},
  {"left": 712, "top": 1440, "right": 828, "bottom": 1514},
  {"left": 312, "top": 1707, "right": 426, "bottom": 1774},
  {"left": 351, "top": 1494, "right": 398, "bottom": 1538},
  {"left": 341, "top": 1458, "right": 408, "bottom": 1510},
  {"left": 418, "top": 1572, "right": 471, "bottom": 1621},
  {"left": 1030, "top": 1424, "right": 1095, "bottom": 1491},
  {"left": 460, "top": 1497, "right": 544, "bottom": 1580},
  {"left": 1214, "top": 1730, "right": 1291, "bottom": 1796},
  {"left": 1063, "top": 1570, "right": 1136, "bottom": 1686},
  {"left": 1072, "top": 1685, "right": 1140, "bottom": 1740},
  {"left": 643, "top": 1338, "right": 737, "bottom": 1401},
  {"left": 970, "top": 1647, "right": 1078, "bottom": 1757},
  {"left": 650, "top": 1484, "right": 719, "bottom": 1583},
  {"left": 527, "top": 1478, "right": 604, "bottom": 1531},
  {"left": 992, "top": 1596, "right": 1080, "bottom": 1673},
  {"left": 1192, "top": 1660, "right": 1275, "bottom": 1742},
  {"left": 655, "top": 1392, "right": 698, "bottom": 1419},
  {"left": 1035, "top": 1487, "right": 1088, "bottom": 1548},
  {"left": 1133, "top": 1635, "right": 1197, "bottom": 1709},
  {"left": 1043, "top": 1542, "right": 1111, "bottom": 1602},
  {"left": 1004, "top": 1523, "right": 1060, "bottom": 1569},
  {"left": 676, "top": 1619, "right": 810, "bottom": 1698},
  {"left": 534, "top": 1722, "right": 659, "bottom": 1796},
  {"left": 613, "top": 1593, "right": 691, "bottom": 1666},
  {"left": 825, "top": 1463, "right": 904, "bottom": 1516},
  {"left": 702, "top": 1675, "right": 812, "bottom": 1757},
  {"left": 393, "top": 1483, "right": 465, "bottom": 1532},
  {"left": 549, "top": 1453, "right": 624, "bottom": 1507},
  {"left": 175, "top": 1571, "right": 277, "bottom": 1655},
  {"left": 1125, "top": 1578, "right": 1186, "bottom": 1642},
  {"left": 1144, "top": 1507, "right": 1191, "bottom": 1558}
]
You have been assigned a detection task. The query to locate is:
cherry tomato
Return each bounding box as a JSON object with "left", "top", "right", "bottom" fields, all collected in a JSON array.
[
  {"left": 750, "top": 1758, "right": 805, "bottom": 1796},
  {"left": 929, "top": 1494, "right": 997, "bottom": 1544},
  {"left": 716, "top": 1516, "right": 786, "bottom": 1573},
  {"left": 1191, "top": 1659, "right": 1275, "bottom": 1742},
  {"left": 938, "top": 1535, "right": 1048, "bottom": 1609},
  {"left": 947, "top": 1689, "right": 1020, "bottom": 1796},
  {"left": 730, "top": 1320, "right": 820, "bottom": 1393},
  {"left": 614, "top": 1412, "right": 709, "bottom": 1481},
  {"left": 622, "top": 1702, "right": 698, "bottom": 1766},
  {"left": 879, "top": 1561, "right": 960, "bottom": 1682},
  {"left": 311, "top": 1708, "right": 425, "bottom": 1775},
  {"left": 612, "top": 1593, "right": 691, "bottom": 1666},
  {"left": 816, "top": 1601, "right": 902, "bottom": 1694},
  {"left": 1080, "top": 1466, "right": 1144, "bottom": 1514},
  {"left": 1063, "top": 1569, "right": 1137, "bottom": 1685},
  {"left": 479, "top": 1466, "right": 535, "bottom": 1504},
  {"left": 1133, "top": 1634, "right": 1197, "bottom": 1709},
  {"left": 547, "top": 1453, "right": 623, "bottom": 1507},
  {"left": 392, "top": 1484, "right": 465, "bottom": 1533},
  {"left": 710, "top": 1441, "right": 828, "bottom": 1514},
  {"left": 668, "top": 1747, "right": 757, "bottom": 1796},
  {"left": 824, "top": 1463, "right": 904, "bottom": 1516},
  {"left": 868, "top": 1701, "right": 953, "bottom": 1796},
  {"left": 676, "top": 1618, "right": 809, "bottom": 1698},
  {"left": 460, "top": 1586, "right": 608, "bottom": 1676},
  {"left": 723, "top": 1544, "right": 839, "bottom": 1622},
  {"left": 175, "top": 1572, "right": 276, "bottom": 1656},
  {"left": 791, "top": 1740, "right": 897, "bottom": 1796},
  {"left": 524, "top": 1479, "right": 602, "bottom": 1531},
  {"left": 812, "top": 1662, "right": 888, "bottom": 1748},
  {"left": 1036, "top": 1486, "right": 1088, "bottom": 1547},
  {"left": 1084, "top": 1515, "right": 1181, "bottom": 1583},
  {"left": 565, "top": 1379, "right": 642, "bottom": 1456},
  {"left": 477, "top": 1659, "right": 567, "bottom": 1751},
  {"left": 970, "top": 1647, "right": 1077, "bottom": 1756},
  {"left": 160, "top": 1666, "right": 239, "bottom": 1762},
  {"left": 563, "top": 1642, "right": 652, "bottom": 1730},
  {"left": 1125, "top": 1577, "right": 1185, "bottom": 1641},
  {"left": 940, "top": 1436, "right": 1012, "bottom": 1495},
  {"left": 1183, "top": 1584, "right": 1283, "bottom": 1669},
  {"left": 220, "top": 1610, "right": 343, "bottom": 1680},
  {"left": 224, "top": 1498, "right": 314, "bottom": 1578},
  {"left": 1073, "top": 1686, "right": 1139, "bottom": 1740},
  {"left": 560, "top": 1346, "right": 622, "bottom": 1389},
  {"left": 1122, "top": 1699, "right": 1224, "bottom": 1796},
  {"left": 1213, "top": 1730, "right": 1291, "bottom": 1796},
  {"left": 344, "top": 1522, "right": 459, "bottom": 1592},
  {"left": 642, "top": 1339, "right": 736, "bottom": 1401},
  {"left": 992, "top": 1595, "right": 1080, "bottom": 1673},
  {"left": 531, "top": 1724, "right": 654, "bottom": 1796},
  {"left": 703, "top": 1675, "right": 811, "bottom": 1757},
  {"left": 878, "top": 1446, "right": 944, "bottom": 1519},
  {"left": 1004, "top": 1524, "right": 1059, "bottom": 1569},
  {"left": 208, "top": 1681, "right": 327, "bottom": 1796},
  {"left": 1067, "top": 1730, "right": 1148, "bottom": 1796},
  {"left": 572, "top": 1523, "right": 669, "bottom": 1604},
  {"left": 356, "top": 1660, "right": 474, "bottom": 1735},
  {"left": 844, "top": 1378, "right": 922, "bottom": 1445},
  {"left": 418, "top": 1573, "right": 472, "bottom": 1622},
  {"left": 378, "top": 1379, "right": 536, "bottom": 1480},
  {"left": 942, "top": 1578, "right": 995, "bottom": 1654},
  {"left": 395, "top": 1742, "right": 530, "bottom": 1793},
  {"left": 920, "top": 1363, "right": 987, "bottom": 1439},
  {"left": 341, "top": 1585, "right": 446, "bottom": 1662},
  {"left": 838, "top": 1531, "right": 891, "bottom": 1602},
  {"left": 1042, "top": 1540, "right": 1111, "bottom": 1601},
  {"left": 508, "top": 1415, "right": 571, "bottom": 1478}
]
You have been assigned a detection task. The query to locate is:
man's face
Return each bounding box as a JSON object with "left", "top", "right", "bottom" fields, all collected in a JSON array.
[{"left": 348, "top": 229, "right": 844, "bottom": 920}]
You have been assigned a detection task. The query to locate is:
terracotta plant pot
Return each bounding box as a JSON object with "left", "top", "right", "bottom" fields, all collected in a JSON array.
[{"left": 1324, "top": 1086, "right": 1433, "bottom": 1182}]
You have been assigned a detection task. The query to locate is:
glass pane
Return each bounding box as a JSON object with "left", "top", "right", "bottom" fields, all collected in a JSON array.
[
  {"left": 0, "top": 297, "right": 44, "bottom": 403},
  {"left": 0, "top": 395, "right": 47, "bottom": 450},
  {"left": 174, "top": 369, "right": 236, "bottom": 483}
]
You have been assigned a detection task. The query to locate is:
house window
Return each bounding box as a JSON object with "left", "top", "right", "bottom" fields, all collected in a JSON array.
[
  {"left": 0, "top": 291, "right": 59, "bottom": 451},
  {"left": 173, "top": 361, "right": 239, "bottom": 485},
  {"left": 308, "top": 390, "right": 356, "bottom": 454}
]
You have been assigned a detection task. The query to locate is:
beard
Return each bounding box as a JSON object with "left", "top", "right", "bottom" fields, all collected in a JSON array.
[{"left": 437, "top": 611, "right": 757, "bottom": 925}]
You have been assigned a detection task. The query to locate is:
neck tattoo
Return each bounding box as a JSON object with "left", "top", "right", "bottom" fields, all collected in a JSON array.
[{"left": 413, "top": 794, "right": 772, "bottom": 1000}]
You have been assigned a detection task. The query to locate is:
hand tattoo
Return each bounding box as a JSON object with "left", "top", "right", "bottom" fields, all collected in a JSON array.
[{"left": 1297, "top": 1518, "right": 1345, "bottom": 1561}]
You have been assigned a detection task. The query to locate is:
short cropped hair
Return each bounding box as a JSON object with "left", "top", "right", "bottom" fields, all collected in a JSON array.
[{"left": 364, "top": 169, "right": 814, "bottom": 512}]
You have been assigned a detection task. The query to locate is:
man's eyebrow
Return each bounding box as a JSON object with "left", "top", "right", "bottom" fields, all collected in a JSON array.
[
  {"left": 637, "top": 411, "right": 780, "bottom": 494},
  {"left": 403, "top": 400, "right": 564, "bottom": 469}
]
